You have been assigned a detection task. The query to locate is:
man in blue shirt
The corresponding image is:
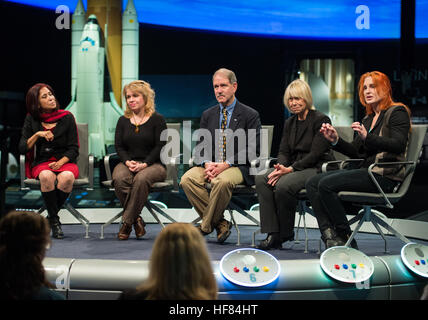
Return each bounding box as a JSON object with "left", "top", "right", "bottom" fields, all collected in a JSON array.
[{"left": 180, "top": 68, "right": 261, "bottom": 243}]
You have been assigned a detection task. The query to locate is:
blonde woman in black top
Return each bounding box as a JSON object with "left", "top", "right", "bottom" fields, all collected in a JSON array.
[{"left": 113, "top": 80, "right": 167, "bottom": 240}]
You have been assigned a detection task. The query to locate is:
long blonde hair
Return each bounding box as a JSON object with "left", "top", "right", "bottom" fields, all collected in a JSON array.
[
  {"left": 123, "top": 80, "right": 156, "bottom": 118},
  {"left": 136, "top": 223, "right": 217, "bottom": 300}
]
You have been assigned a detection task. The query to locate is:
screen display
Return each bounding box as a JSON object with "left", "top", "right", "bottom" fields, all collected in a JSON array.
[
  {"left": 5, "top": 0, "right": 401, "bottom": 40},
  {"left": 416, "top": 0, "right": 428, "bottom": 39}
]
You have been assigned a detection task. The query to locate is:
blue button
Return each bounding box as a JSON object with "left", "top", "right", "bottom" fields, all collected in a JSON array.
[
  {"left": 243, "top": 267, "right": 249, "bottom": 272},
  {"left": 421, "top": 260, "right": 426, "bottom": 265},
  {"left": 342, "top": 264, "right": 348, "bottom": 270}
]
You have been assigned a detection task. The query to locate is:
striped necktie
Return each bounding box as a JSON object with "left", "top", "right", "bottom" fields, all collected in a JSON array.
[{"left": 220, "top": 107, "right": 228, "bottom": 162}]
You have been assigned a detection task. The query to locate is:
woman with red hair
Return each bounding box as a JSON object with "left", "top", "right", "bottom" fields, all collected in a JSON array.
[
  {"left": 305, "top": 71, "right": 411, "bottom": 249},
  {"left": 19, "top": 83, "right": 79, "bottom": 239}
]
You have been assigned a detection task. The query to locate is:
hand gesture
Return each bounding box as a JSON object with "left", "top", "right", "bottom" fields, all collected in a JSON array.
[
  {"left": 320, "top": 123, "right": 338, "bottom": 144},
  {"left": 351, "top": 122, "right": 368, "bottom": 140},
  {"left": 38, "top": 130, "right": 54, "bottom": 142}
]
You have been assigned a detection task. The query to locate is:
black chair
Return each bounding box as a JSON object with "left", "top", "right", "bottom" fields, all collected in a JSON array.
[
  {"left": 20, "top": 123, "right": 94, "bottom": 238},
  {"left": 100, "top": 123, "right": 181, "bottom": 239},
  {"left": 336, "top": 125, "right": 428, "bottom": 252}
]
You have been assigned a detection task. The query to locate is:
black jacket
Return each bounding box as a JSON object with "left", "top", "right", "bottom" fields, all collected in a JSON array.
[
  {"left": 334, "top": 105, "right": 410, "bottom": 172},
  {"left": 18, "top": 113, "right": 79, "bottom": 167},
  {"left": 195, "top": 101, "right": 261, "bottom": 186},
  {"left": 277, "top": 109, "right": 334, "bottom": 172}
]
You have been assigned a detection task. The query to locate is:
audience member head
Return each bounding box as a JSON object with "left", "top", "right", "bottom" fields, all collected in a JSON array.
[
  {"left": 137, "top": 223, "right": 217, "bottom": 300},
  {"left": 283, "top": 79, "right": 315, "bottom": 113},
  {"left": 25, "top": 83, "right": 60, "bottom": 121},
  {"left": 123, "top": 80, "right": 155, "bottom": 118},
  {"left": 0, "top": 210, "right": 51, "bottom": 299}
]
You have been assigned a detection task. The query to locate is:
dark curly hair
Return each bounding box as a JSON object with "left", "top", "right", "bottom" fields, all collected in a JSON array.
[{"left": 0, "top": 210, "right": 52, "bottom": 299}]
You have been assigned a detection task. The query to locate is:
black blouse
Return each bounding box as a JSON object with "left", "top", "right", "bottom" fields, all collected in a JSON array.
[
  {"left": 114, "top": 112, "right": 167, "bottom": 166},
  {"left": 18, "top": 113, "right": 79, "bottom": 167}
]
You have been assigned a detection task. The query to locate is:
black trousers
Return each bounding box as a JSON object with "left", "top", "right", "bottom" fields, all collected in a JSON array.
[
  {"left": 305, "top": 168, "right": 398, "bottom": 234},
  {"left": 255, "top": 167, "right": 318, "bottom": 239}
]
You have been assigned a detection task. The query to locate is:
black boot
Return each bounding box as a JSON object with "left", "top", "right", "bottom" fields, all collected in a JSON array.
[
  {"left": 56, "top": 189, "right": 70, "bottom": 211},
  {"left": 41, "top": 190, "right": 64, "bottom": 239},
  {"left": 321, "top": 227, "right": 345, "bottom": 248},
  {"left": 257, "top": 232, "right": 282, "bottom": 250}
]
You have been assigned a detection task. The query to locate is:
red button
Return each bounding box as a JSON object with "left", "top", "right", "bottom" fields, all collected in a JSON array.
[
  {"left": 415, "top": 260, "right": 420, "bottom": 266},
  {"left": 334, "top": 264, "right": 340, "bottom": 270},
  {"left": 233, "top": 267, "right": 240, "bottom": 273}
]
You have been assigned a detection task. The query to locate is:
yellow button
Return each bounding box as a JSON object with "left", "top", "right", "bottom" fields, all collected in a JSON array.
[
  {"left": 262, "top": 266, "right": 270, "bottom": 272},
  {"left": 359, "top": 263, "right": 365, "bottom": 268}
]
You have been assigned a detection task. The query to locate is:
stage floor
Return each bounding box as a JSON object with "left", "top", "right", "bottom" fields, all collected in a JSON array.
[{"left": 45, "top": 223, "right": 428, "bottom": 261}]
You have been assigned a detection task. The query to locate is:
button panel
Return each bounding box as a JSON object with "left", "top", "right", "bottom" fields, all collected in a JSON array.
[
  {"left": 220, "top": 248, "right": 281, "bottom": 287},
  {"left": 320, "top": 247, "right": 374, "bottom": 283}
]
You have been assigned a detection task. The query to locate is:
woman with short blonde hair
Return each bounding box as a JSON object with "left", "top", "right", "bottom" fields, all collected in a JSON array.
[
  {"left": 283, "top": 79, "right": 315, "bottom": 113},
  {"left": 256, "top": 79, "right": 333, "bottom": 250}
]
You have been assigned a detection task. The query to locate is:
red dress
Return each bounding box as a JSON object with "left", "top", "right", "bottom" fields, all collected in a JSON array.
[{"left": 30, "top": 127, "right": 79, "bottom": 179}]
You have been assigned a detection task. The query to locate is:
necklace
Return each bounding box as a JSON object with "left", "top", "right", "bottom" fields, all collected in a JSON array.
[{"left": 133, "top": 114, "right": 147, "bottom": 133}]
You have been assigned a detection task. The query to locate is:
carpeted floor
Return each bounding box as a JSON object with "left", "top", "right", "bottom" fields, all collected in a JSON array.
[{"left": 45, "top": 223, "right": 427, "bottom": 261}]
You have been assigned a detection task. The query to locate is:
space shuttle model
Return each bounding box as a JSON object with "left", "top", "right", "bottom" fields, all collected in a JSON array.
[{"left": 66, "top": 0, "right": 139, "bottom": 158}]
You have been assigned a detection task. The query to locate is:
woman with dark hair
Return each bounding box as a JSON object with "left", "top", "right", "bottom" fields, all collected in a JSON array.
[
  {"left": 0, "top": 210, "right": 64, "bottom": 300},
  {"left": 19, "top": 83, "right": 79, "bottom": 239},
  {"left": 112, "top": 80, "right": 167, "bottom": 240},
  {"left": 305, "top": 71, "right": 411, "bottom": 248}
]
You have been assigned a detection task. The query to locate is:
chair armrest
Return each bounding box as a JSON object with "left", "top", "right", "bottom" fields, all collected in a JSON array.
[
  {"left": 250, "top": 157, "right": 277, "bottom": 171},
  {"left": 366, "top": 161, "right": 415, "bottom": 209},
  {"left": 321, "top": 158, "right": 365, "bottom": 172},
  {"left": 168, "top": 153, "right": 182, "bottom": 192},
  {"left": 103, "top": 152, "right": 118, "bottom": 181},
  {"left": 87, "top": 153, "right": 95, "bottom": 190},
  {"left": 19, "top": 154, "right": 30, "bottom": 190}
]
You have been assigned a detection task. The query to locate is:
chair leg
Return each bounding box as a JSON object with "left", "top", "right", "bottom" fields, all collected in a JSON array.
[
  {"left": 295, "top": 213, "right": 302, "bottom": 244},
  {"left": 147, "top": 201, "right": 177, "bottom": 224},
  {"left": 228, "top": 209, "right": 240, "bottom": 246},
  {"left": 302, "top": 212, "right": 309, "bottom": 254},
  {"left": 191, "top": 216, "right": 202, "bottom": 225},
  {"left": 345, "top": 214, "right": 366, "bottom": 247},
  {"left": 370, "top": 219, "right": 390, "bottom": 253},
  {"left": 145, "top": 203, "right": 166, "bottom": 228},
  {"left": 252, "top": 228, "right": 261, "bottom": 247},
  {"left": 100, "top": 210, "right": 124, "bottom": 239},
  {"left": 64, "top": 202, "right": 90, "bottom": 239},
  {"left": 371, "top": 213, "right": 412, "bottom": 245}
]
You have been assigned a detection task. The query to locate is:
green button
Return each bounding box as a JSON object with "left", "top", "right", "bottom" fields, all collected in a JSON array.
[
  {"left": 351, "top": 264, "right": 357, "bottom": 269},
  {"left": 253, "top": 267, "right": 260, "bottom": 272}
]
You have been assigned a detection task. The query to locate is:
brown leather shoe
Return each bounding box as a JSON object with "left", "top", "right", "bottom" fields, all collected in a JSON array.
[
  {"left": 118, "top": 222, "right": 132, "bottom": 240},
  {"left": 215, "top": 219, "right": 232, "bottom": 243},
  {"left": 134, "top": 216, "right": 146, "bottom": 239}
]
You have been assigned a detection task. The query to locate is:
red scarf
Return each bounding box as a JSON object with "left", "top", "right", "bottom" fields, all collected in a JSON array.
[{"left": 25, "top": 110, "right": 72, "bottom": 178}]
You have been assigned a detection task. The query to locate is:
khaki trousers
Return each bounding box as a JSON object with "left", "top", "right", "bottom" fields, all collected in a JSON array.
[
  {"left": 112, "top": 162, "right": 166, "bottom": 224},
  {"left": 180, "top": 166, "right": 244, "bottom": 233}
]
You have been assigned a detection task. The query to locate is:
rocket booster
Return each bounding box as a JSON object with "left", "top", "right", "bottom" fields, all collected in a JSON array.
[
  {"left": 76, "top": 14, "right": 105, "bottom": 156},
  {"left": 121, "top": 0, "right": 139, "bottom": 107},
  {"left": 71, "top": 0, "right": 86, "bottom": 99}
]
